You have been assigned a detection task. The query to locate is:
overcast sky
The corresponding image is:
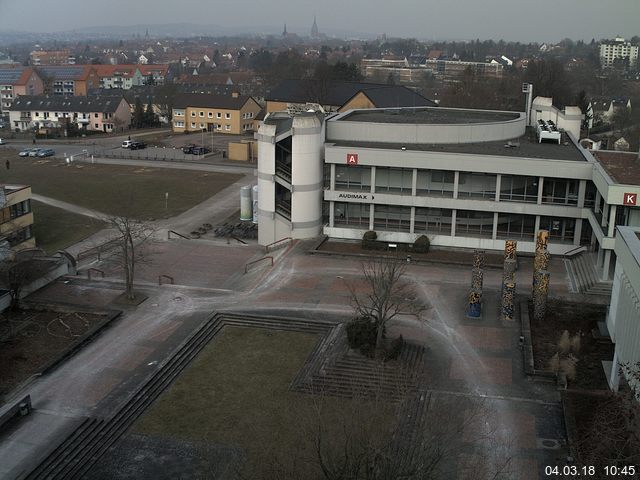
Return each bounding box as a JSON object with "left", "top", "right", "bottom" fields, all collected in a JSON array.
[{"left": 0, "top": 0, "right": 638, "bottom": 42}]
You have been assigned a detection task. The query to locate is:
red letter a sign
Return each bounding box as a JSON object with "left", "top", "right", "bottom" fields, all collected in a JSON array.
[{"left": 347, "top": 153, "right": 358, "bottom": 165}]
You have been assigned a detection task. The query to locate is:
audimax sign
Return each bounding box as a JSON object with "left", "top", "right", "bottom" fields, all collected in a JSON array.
[{"left": 338, "top": 193, "right": 374, "bottom": 200}]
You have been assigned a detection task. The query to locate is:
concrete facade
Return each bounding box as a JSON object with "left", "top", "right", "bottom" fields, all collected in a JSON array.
[
  {"left": 255, "top": 105, "right": 640, "bottom": 280},
  {"left": 0, "top": 185, "right": 35, "bottom": 253},
  {"left": 606, "top": 226, "right": 640, "bottom": 395}
]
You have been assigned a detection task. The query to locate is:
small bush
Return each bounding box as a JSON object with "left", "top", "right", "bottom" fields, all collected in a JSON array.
[
  {"left": 413, "top": 235, "right": 430, "bottom": 254},
  {"left": 346, "top": 317, "right": 378, "bottom": 358},
  {"left": 384, "top": 335, "right": 404, "bottom": 361},
  {"left": 362, "top": 230, "right": 377, "bottom": 241}
]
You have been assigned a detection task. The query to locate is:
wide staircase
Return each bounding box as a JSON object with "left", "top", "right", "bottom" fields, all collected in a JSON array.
[{"left": 565, "top": 252, "right": 613, "bottom": 296}]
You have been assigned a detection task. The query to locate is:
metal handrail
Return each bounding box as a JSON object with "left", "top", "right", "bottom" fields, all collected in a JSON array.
[
  {"left": 244, "top": 256, "right": 273, "bottom": 273},
  {"left": 264, "top": 237, "right": 292, "bottom": 253},
  {"left": 563, "top": 245, "right": 587, "bottom": 258},
  {"left": 87, "top": 268, "right": 104, "bottom": 280},
  {"left": 167, "top": 230, "right": 190, "bottom": 240},
  {"left": 158, "top": 274, "right": 174, "bottom": 285}
]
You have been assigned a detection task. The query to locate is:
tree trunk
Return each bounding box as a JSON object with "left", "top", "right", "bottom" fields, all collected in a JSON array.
[{"left": 375, "top": 320, "right": 385, "bottom": 353}]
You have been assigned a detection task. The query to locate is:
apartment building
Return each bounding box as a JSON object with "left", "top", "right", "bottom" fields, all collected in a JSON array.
[
  {"left": 171, "top": 92, "right": 261, "bottom": 134},
  {"left": 35, "top": 66, "right": 99, "bottom": 96},
  {"left": 0, "top": 67, "right": 44, "bottom": 114},
  {"left": 30, "top": 49, "right": 76, "bottom": 66},
  {"left": 9, "top": 95, "right": 131, "bottom": 133},
  {"left": 0, "top": 185, "right": 35, "bottom": 253},
  {"left": 599, "top": 37, "right": 639, "bottom": 68}
]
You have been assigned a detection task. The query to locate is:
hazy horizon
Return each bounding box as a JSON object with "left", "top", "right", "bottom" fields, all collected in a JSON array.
[{"left": 0, "top": 0, "right": 638, "bottom": 43}]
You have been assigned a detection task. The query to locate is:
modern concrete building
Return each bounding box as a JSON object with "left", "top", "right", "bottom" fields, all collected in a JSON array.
[
  {"left": 599, "top": 37, "right": 639, "bottom": 69},
  {"left": 0, "top": 185, "right": 35, "bottom": 254},
  {"left": 257, "top": 104, "right": 640, "bottom": 281},
  {"left": 606, "top": 226, "right": 640, "bottom": 395}
]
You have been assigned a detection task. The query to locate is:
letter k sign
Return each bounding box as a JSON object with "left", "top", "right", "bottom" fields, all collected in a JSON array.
[{"left": 623, "top": 193, "right": 637, "bottom": 206}]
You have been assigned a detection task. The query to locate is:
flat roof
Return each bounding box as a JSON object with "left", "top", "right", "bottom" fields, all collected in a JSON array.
[
  {"left": 331, "top": 128, "right": 585, "bottom": 162},
  {"left": 339, "top": 107, "right": 521, "bottom": 125},
  {"left": 592, "top": 151, "right": 640, "bottom": 186}
]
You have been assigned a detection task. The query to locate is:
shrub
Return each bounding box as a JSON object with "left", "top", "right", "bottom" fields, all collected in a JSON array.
[
  {"left": 362, "top": 230, "right": 384, "bottom": 250},
  {"left": 413, "top": 235, "right": 430, "bottom": 254},
  {"left": 384, "top": 335, "right": 404, "bottom": 361},
  {"left": 346, "top": 317, "right": 378, "bottom": 358}
]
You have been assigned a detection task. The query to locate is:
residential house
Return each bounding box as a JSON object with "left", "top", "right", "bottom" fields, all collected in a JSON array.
[
  {"left": 589, "top": 97, "right": 632, "bottom": 127},
  {"left": 35, "top": 65, "right": 99, "bottom": 96},
  {"left": 171, "top": 92, "right": 261, "bottom": 134},
  {"left": 92, "top": 64, "right": 169, "bottom": 90},
  {"left": 9, "top": 95, "right": 131, "bottom": 133},
  {"left": 30, "top": 49, "right": 75, "bottom": 66},
  {"left": 0, "top": 185, "right": 35, "bottom": 253},
  {"left": 0, "top": 66, "right": 44, "bottom": 114},
  {"left": 266, "top": 79, "right": 436, "bottom": 114}
]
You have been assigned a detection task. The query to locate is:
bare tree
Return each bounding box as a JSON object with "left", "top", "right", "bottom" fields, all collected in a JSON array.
[
  {"left": 108, "top": 215, "right": 154, "bottom": 300},
  {"left": 242, "top": 379, "right": 516, "bottom": 480},
  {"left": 348, "top": 257, "right": 426, "bottom": 355}
]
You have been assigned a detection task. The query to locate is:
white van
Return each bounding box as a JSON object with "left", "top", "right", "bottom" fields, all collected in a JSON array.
[{"left": 122, "top": 140, "right": 133, "bottom": 148}]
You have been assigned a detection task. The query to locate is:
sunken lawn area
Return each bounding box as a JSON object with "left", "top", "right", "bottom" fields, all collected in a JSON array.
[
  {"left": 1, "top": 154, "right": 242, "bottom": 220},
  {"left": 132, "top": 327, "right": 392, "bottom": 477},
  {"left": 31, "top": 200, "right": 107, "bottom": 254}
]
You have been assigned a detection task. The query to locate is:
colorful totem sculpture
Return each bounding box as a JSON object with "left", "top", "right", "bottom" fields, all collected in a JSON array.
[
  {"left": 535, "top": 229, "right": 549, "bottom": 254},
  {"left": 501, "top": 282, "right": 516, "bottom": 321},
  {"left": 473, "top": 249, "right": 485, "bottom": 270},
  {"left": 501, "top": 240, "right": 518, "bottom": 319},
  {"left": 467, "top": 289, "right": 482, "bottom": 318},
  {"left": 471, "top": 268, "right": 484, "bottom": 292},
  {"left": 533, "top": 270, "right": 550, "bottom": 322}
]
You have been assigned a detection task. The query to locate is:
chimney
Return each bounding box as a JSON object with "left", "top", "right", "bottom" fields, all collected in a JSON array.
[{"left": 231, "top": 91, "right": 239, "bottom": 98}]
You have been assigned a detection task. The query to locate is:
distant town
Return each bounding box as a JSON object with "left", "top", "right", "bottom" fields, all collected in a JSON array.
[{"left": 1, "top": 17, "right": 639, "bottom": 480}]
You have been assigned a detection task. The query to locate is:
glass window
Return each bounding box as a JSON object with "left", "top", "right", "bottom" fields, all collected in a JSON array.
[
  {"left": 416, "top": 170, "right": 454, "bottom": 198},
  {"left": 335, "top": 165, "right": 371, "bottom": 191},
  {"left": 540, "top": 216, "right": 575, "bottom": 243},
  {"left": 496, "top": 214, "right": 536, "bottom": 240},
  {"left": 373, "top": 205, "right": 411, "bottom": 232},
  {"left": 542, "top": 178, "right": 579, "bottom": 205},
  {"left": 500, "top": 175, "right": 538, "bottom": 203},
  {"left": 414, "top": 208, "right": 452, "bottom": 234},
  {"left": 375, "top": 167, "right": 413, "bottom": 194},
  {"left": 457, "top": 172, "right": 497, "bottom": 199},
  {"left": 455, "top": 210, "right": 494, "bottom": 238},
  {"left": 334, "top": 202, "right": 369, "bottom": 228}
]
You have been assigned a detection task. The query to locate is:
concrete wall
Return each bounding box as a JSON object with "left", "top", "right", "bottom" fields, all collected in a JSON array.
[
  {"left": 606, "top": 226, "right": 640, "bottom": 393},
  {"left": 327, "top": 108, "right": 526, "bottom": 145}
]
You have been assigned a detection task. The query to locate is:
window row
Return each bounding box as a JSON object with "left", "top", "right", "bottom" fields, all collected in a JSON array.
[
  {"left": 191, "top": 111, "right": 232, "bottom": 119},
  {"left": 332, "top": 203, "right": 577, "bottom": 242},
  {"left": 332, "top": 166, "right": 580, "bottom": 205}
]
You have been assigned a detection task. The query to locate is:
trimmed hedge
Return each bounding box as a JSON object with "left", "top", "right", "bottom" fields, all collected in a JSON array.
[{"left": 413, "top": 235, "right": 430, "bottom": 253}]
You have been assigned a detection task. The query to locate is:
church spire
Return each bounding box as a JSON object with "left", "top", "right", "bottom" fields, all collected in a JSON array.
[
  {"left": 283, "top": 23, "right": 287, "bottom": 36},
  {"left": 311, "top": 16, "right": 318, "bottom": 37}
]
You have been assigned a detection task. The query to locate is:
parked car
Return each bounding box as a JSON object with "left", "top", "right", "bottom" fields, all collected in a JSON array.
[
  {"left": 122, "top": 140, "right": 134, "bottom": 148},
  {"left": 36, "top": 148, "right": 55, "bottom": 157},
  {"left": 18, "top": 148, "right": 37, "bottom": 157},
  {"left": 0, "top": 138, "right": 5, "bottom": 145},
  {"left": 182, "top": 144, "right": 197, "bottom": 154},
  {"left": 129, "top": 141, "right": 147, "bottom": 150},
  {"left": 191, "top": 146, "right": 210, "bottom": 155},
  {"left": 28, "top": 148, "right": 43, "bottom": 157}
]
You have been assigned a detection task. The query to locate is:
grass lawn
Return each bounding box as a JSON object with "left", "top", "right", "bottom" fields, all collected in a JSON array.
[
  {"left": 133, "top": 327, "right": 393, "bottom": 477},
  {"left": 32, "top": 200, "right": 107, "bottom": 254},
  {"left": 0, "top": 151, "right": 243, "bottom": 220}
]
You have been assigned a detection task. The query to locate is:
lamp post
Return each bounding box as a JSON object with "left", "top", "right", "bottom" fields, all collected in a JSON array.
[{"left": 201, "top": 127, "right": 205, "bottom": 147}]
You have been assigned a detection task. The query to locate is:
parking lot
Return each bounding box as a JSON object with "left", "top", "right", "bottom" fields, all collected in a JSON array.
[{"left": 0, "top": 128, "right": 255, "bottom": 163}]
